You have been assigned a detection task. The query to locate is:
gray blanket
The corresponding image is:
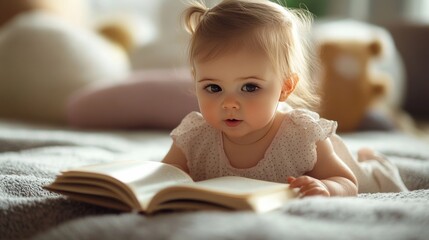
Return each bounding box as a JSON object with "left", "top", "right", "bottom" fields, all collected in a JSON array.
[{"left": 1, "top": 119, "right": 428, "bottom": 240}]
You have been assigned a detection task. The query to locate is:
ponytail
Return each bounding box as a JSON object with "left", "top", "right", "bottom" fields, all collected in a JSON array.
[{"left": 183, "top": 1, "right": 209, "bottom": 35}]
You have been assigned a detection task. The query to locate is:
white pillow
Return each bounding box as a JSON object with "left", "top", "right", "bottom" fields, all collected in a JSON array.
[{"left": 0, "top": 11, "right": 130, "bottom": 123}]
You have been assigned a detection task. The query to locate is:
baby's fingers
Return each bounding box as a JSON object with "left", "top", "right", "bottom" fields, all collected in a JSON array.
[
  {"left": 288, "top": 176, "right": 313, "bottom": 188},
  {"left": 301, "top": 187, "right": 330, "bottom": 197},
  {"left": 287, "top": 176, "right": 330, "bottom": 197},
  {"left": 299, "top": 182, "right": 321, "bottom": 193}
]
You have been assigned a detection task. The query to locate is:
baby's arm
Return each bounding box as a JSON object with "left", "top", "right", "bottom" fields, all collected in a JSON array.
[
  {"left": 162, "top": 143, "right": 189, "bottom": 174},
  {"left": 288, "top": 138, "right": 358, "bottom": 197}
]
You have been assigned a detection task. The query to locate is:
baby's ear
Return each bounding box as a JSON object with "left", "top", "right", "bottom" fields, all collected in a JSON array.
[{"left": 279, "top": 74, "right": 299, "bottom": 101}]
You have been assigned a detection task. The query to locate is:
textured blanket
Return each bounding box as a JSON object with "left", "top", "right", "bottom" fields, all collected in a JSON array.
[{"left": 0, "top": 119, "right": 428, "bottom": 240}]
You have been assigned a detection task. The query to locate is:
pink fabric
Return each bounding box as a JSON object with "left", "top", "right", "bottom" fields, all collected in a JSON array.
[
  {"left": 171, "top": 109, "right": 337, "bottom": 182},
  {"left": 67, "top": 69, "right": 199, "bottom": 129}
]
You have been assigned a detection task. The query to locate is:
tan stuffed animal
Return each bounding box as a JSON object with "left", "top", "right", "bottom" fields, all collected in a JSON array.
[
  {"left": 0, "top": 0, "right": 134, "bottom": 124},
  {"left": 317, "top": 40, "right": 390, "bottom": 132},
  {"left": 312, "top": 20, "right": 410, "bottom": 133}
]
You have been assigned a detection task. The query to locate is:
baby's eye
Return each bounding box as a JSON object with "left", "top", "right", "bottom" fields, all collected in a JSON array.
[
  {"left": 205, "top": 84, "right": 222, "bottom": 93},
  {"left": 241, "top": 84, "right": 259, "bottom": 92}
]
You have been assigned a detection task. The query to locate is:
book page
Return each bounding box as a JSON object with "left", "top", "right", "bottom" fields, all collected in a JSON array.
[
  {"left": 195, "top": 176, "right": 289, "bottom": 196},
  {"left": 148, "top": 176, "right": 296, "bottom": 213},
  {"left": 64, "top": 160, "right": 193, "bottom": 209}
]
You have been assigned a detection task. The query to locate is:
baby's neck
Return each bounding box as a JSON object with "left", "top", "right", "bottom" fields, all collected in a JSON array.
[{"left": 222, "top": 112, "right": 286, "bottom": 169}]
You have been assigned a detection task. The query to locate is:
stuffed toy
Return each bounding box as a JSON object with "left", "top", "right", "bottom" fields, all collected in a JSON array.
[
  {"left": 0, "top": 0, "right": 134, "bottom": 124},
  {"left": 316, "top": 39, "right": 394, "bottom": 132},
  {"left": 313, "top": 20, "right": 406, "bottom": 133}
]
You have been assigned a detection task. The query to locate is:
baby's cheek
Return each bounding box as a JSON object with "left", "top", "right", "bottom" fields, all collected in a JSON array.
[
  {"left": 199, "top": 107, "right": 219, "bottom": 128},
  {"left": 247, "top": 107, "right": 276, "bottom": 127}
]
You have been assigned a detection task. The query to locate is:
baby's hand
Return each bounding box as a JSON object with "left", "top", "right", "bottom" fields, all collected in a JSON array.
[{"left": 287, "top": 176, "right": 330, "bottom": 197}]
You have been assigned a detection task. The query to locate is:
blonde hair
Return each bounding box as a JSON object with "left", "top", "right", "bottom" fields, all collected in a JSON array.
[{"left": 183, "top": 0, "right": 319, "bottom": 109}]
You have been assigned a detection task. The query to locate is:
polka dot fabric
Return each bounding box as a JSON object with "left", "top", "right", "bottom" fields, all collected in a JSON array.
[{"left": 171, "top": 109, "right": 337, "bottom": 183}]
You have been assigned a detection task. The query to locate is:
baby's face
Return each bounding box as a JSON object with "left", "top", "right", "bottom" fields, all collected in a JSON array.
[{"left": 194, "top": 47, "right": 285, "bottom": 141}]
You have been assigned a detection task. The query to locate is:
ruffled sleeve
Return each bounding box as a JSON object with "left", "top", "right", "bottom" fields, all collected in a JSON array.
[
  {"left": 288, "top": 109, "right": 337, "bottom": 142},
  {"left": 170, "top": 111, "right": 222, "bottom": 181},
  {"left": 170, "top": 111, "right": 209, "bottom": 154}
]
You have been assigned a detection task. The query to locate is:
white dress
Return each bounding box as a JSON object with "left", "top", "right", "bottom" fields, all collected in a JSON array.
[{"left": 171, "top": 109, "right": 408, "bottom": 193}]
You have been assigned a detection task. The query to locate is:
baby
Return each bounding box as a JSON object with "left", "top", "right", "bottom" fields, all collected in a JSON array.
[
  {"left": 162, "top": 0, "right": 408, "bottom": 197},
  {"left": 67, "top": 0, "right": 408, "bottom": 197}
]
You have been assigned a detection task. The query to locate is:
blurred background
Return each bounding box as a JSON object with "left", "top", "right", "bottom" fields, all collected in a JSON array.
[
  {"left": 89, "top": 0, "right": 429, "bottom": 132},
  {"left": 279, "top": 0, "right": 429, "bottom": 22},
  {"left": 0, "top": 0, "right": 428, "bottom": 138}
]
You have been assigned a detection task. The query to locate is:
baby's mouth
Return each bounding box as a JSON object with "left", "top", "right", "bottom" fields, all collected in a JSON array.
[{"left": 224, "top": 119, "right": 242, "bottom": 127}]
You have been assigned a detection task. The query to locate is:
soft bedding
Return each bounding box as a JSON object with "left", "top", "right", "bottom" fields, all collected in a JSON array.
[{"left": 0, "top": 119, "right": 428, "bottom": 240}]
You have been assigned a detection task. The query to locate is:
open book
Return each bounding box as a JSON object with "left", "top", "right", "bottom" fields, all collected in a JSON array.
[{"left": 44, "top": 160, "right": 297, "bottom": 214}]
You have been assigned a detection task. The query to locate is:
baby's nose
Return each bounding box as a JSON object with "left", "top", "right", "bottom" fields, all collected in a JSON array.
[{"left": 222, "top": 95, "right": 240, "bottom": 109}]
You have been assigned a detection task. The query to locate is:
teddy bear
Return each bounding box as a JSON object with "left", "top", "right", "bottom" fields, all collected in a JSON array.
[
  {"left": 316, "top": 39, "right": 394, "bottom": 132},
  {"left": 313, "top": 20, "right": 407, "bottom": 133},
  {"left": 0, "top": 0, "right": 135, "bottom": 124}
]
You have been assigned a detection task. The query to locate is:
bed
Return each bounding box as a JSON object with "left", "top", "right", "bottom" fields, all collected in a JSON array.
[
  {"left": 2, "top": 1, "right": 429, "bottom": 238},
  {"left": 1, "top": 118, "right": 428, "bottom": 240}
]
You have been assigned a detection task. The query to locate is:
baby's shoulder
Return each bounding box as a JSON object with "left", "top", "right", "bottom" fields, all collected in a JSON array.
[
  {"left": 286, "top": 108, "right": 322, "bottom": 125},
  {"left": 282, "top": 108, "right": 337, "bottom": 140},
  {"left": 171, "top": 111, "right": 214, "bottom": 138}
]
